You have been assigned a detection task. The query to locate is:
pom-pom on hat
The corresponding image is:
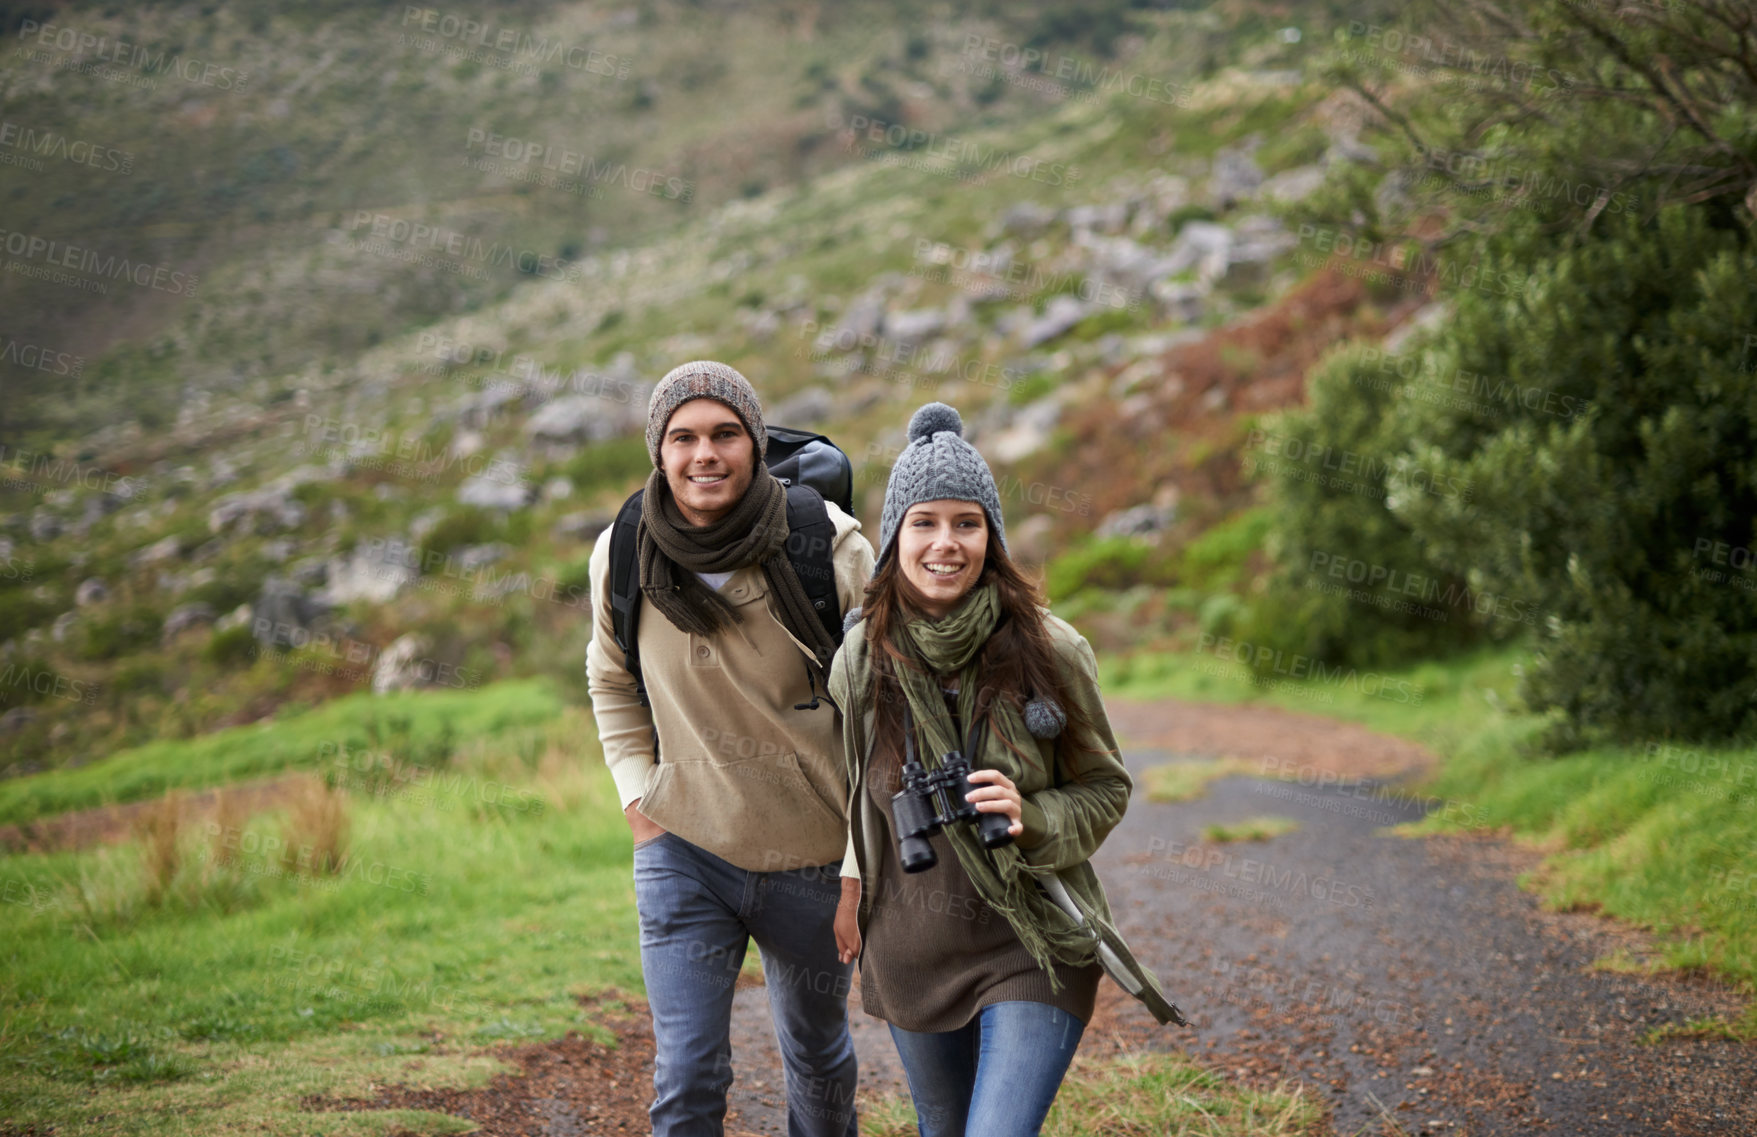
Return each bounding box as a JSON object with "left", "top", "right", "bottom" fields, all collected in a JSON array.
[{"left": 877, "top": 402, "right": 1008, "bottom": 566}]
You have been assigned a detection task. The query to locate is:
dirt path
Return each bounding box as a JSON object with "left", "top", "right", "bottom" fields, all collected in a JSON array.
[
  {"left": 260, "top": 697, "right": 1757, "bottom": 1133},
  {"left": 722, "top": 697, "right": 1757, "bottom": 1136}
]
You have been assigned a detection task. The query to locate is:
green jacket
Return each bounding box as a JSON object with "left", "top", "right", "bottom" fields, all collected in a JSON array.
[{"left": 829, "top": 610, "right": 1187, "bottom": 1027}]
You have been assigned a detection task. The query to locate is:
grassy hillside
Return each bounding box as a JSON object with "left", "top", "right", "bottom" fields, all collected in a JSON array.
[{"left": 3, "top": 0, "right": 1400, "bottom": 775}]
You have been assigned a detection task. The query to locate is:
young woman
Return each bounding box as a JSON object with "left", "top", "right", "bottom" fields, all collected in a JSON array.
[{"left": 829, "top": 403, "right": 1184, "bottom": 1137}]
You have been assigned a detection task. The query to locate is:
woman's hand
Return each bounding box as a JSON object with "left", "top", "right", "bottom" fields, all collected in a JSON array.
[
  {"left": 965, "top": 769, "right": 1024, "bottom": 837},
  {"left": 835, "top": 877, "right": 862, "bottom": 965}
]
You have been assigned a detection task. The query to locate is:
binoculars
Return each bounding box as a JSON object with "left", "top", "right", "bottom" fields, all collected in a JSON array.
[{"left": 891, "top": 749, "right": 1014, "bottom": 873}]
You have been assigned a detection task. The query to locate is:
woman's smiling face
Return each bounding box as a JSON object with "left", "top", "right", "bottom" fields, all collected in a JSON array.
[{"left": 897, "top": 499, "right": 988, "bottom": 619}]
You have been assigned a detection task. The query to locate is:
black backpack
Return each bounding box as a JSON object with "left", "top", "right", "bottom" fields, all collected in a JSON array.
[{"left": 607, "top": 426, "right": 854, "bottom": 708}]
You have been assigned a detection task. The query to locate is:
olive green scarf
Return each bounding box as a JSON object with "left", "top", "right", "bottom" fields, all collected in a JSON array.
[{"left": 889, "top": 583, "right": 1100, "bottom": 985}]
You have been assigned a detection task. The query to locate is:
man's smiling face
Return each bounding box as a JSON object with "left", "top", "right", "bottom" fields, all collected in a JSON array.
[{"left": 659, "top": 398, "right": 758, "bottom": 526}]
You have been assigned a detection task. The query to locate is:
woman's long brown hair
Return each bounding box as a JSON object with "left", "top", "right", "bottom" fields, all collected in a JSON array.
[{"left": 860, "top": 516, "right": 1103, "bottom": 783}]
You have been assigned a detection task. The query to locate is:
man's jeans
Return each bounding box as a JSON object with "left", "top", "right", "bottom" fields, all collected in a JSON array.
[
  {"left": 886, "top": 1001, "right": 1083, "bottom": 1137},
  {"left": 633, "top": 831, "right": 858, "bottom": 1137}
]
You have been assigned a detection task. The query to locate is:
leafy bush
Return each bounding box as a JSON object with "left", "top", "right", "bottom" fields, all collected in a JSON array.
[
  {"left": 1235, "top": 344, "right": 1487, "bottom": 672},
  {"left": 1388, "top": 209, "right": 1757, "bottom": 746},
  {"left": 205, "top": 626, "right": 258, "bottom": 669},
  {"left": 1249, "top": 209, "right": 1756, "bottom": 745},
  {"left": 1046, "top": 535, "right": 1178, "bottom": 600},
  {"left": 1179, "top": 506, "right": 1272, "bottom": 592},
  {"left": 0, "top": 587, "right": 59, "bottom": 645},
  {"left": 73, "top": 609, "right": 164, "bottom": 662}
]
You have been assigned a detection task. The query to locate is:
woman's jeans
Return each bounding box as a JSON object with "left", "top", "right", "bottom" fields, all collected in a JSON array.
[
  {"left": 633, "top": 831, "right": 858, "bottom": 1137},
  {"left": 886, "top": 1001, "right": 1084, "bottom": 1137}
]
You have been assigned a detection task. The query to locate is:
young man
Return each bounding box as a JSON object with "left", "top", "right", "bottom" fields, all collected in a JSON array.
[{"left": 586, "top": 360, "right": 875, "bottom": 1136}]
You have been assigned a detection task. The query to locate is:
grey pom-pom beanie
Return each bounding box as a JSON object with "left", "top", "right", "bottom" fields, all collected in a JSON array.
[
  {"left": 877, "top": 402, "right": 1008, "bottom": 566},
  {"left": 646, "top": 360, "right": 767, "bottom": 467}
]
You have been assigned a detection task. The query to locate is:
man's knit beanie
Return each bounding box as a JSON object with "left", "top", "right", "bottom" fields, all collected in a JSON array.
[
  {"left": 877, "top": 402, "right": 1008, "bottom": 566},
  {"left": 645, "top": 360, "right": 767, "bottom": 467}
]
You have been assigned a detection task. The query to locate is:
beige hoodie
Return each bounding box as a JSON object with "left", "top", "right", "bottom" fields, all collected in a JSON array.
[{"left": 585, "top": 500, "right": 875, "bottom": 872}]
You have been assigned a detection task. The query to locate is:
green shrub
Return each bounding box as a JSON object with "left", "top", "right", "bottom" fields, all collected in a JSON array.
[
  {"left": 1387, "top": 209, "right": 1757, "bottom": 746},
  {"left": 0, "top": 588, "right": 59, "bottom": 645},
  {"left": 1179, "top": 506, "right": 1272, "bottom": 591},
  {"left": 564, "top": 436, "right": 652, "bottom": 497},
  {"left": 1247, "top": 207, "right": 1757, "bottom": 746},
  {"left": 74, "top": 609, "right": 164, "bottom": 662},
  {"left": 1045, "top": 535, "right": 1177, "bottom": 600},
  {"left": 1235, "top": 343, "right": 1487, "bottom": 673},
  {"left": 204, "top": 625, "right": 258, "bottom": 669},
  {"left": 423, "top": 507, "right": 502, "bottom": 557},
  {"left": 1165, "top": 203, "right": 1217, "bottom": 234}
]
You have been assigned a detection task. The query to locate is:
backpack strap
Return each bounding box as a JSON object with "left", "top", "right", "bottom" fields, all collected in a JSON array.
[
  {"left": 609, "top": 482, "right": 843, "bottom": 709},
  {"left": 781, "top": 481, "right": 844, "bottom": 648},
  {"left": 607, "top": 488, "right": 650, "bottom": 709}
]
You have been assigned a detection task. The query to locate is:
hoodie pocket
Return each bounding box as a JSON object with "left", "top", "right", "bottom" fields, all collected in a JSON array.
[{"left": 638, "top": 750, "right": 846, "bottom": 868}]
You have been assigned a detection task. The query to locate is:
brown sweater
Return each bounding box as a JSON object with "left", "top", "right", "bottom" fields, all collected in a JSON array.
[
  {"left": 585, "top": 500, "right": 875, "bottom": 872},
  {"left": 857, "top": 690, "right": 1101, "bottom": 1033}
]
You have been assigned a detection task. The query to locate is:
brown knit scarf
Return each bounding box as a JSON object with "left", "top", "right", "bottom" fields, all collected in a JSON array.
[{"left": 637, "top": 467, "right": 838, "bottom": 682}]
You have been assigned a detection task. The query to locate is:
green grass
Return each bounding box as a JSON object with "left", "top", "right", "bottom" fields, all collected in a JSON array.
[
  {"left": 1107, "top": 644, "right": 1757, "bottom": 1031},
  {"left": 0, "top": 678, "right": 564, "bottom": 827},
  {"left": 0, "top": 693, "right": 638, "bottom": 1134},
  {"left": 2, "top": 676, "right": 1340, "bottom": 1135},
  {"left": 1201, "top": 816, "right": 1301, "bottom": 843},
  {"left": 1142, "top": 759, "right": 1263, "bottom": 803},
  {"left": 861, "top": 1050, "right": 1322, "bottom": 1137}
]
